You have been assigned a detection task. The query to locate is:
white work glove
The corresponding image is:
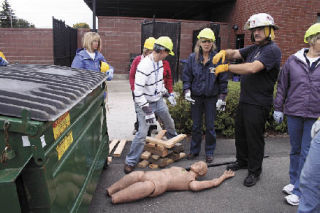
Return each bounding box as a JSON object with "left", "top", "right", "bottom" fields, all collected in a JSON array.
[
  {"left": 168, "top": 93, "right": 176, "bottom": 106},
  {"left": 216, "top": 99, "right": 226, "bottom": 111},
  {"left": 142, "top": 106, "right": 156, "bottom": 125},
  {"left": 106, "top": 66, "right": 114, "bottom": 81},
  {"left": 184, "top": 89, "right": 195, "bottom": 104},
  {"left": 311, "top": 118, "right": 320, "bottom": 139},
  {"left": 273, "top": 111, "right": 284, "bottom": 124}
]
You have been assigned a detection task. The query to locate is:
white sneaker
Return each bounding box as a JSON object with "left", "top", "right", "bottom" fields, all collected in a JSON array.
[
  {"left": 285, "top": 194, "right": 300, "bottom": 206},
  {"left": 282, "top": 183, "right": 294, "bottom": 195}
]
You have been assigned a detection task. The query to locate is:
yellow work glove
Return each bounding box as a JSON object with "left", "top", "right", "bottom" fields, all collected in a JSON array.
[
  {"left": 212, "top": 50, "right": 226, "bottom": 64},
  {"left": 215, "top": 64, "right": 229, "bottom": 76}
]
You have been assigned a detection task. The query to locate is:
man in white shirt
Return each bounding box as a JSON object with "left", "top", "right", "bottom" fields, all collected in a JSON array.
[{"left": 124, "top": 36, "right": 178, "bottom": 174}]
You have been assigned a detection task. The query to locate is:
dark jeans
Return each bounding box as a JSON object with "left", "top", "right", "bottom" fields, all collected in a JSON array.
[
  {"left": 190, "top": 96, "right": 217, "bottom": 156},
  {"left": 235, "top": 102, "right": 270, "bottom": 176}
]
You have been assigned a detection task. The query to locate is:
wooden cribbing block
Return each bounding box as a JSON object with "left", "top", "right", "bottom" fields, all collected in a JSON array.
[
  {"left": 145, "top": 142, "right": 156, "bottom": 148},
  {"left": 146, "top": 134, "right": 187, "bottom": 149},
  {"left": 113, "top": 139, "right": 127, "bottom": 157},
  {"left": 149, "top": 164, "right": 159, "bottom": 169},
  {"left": 151, "top": 155, "right": 160, "bottom": 160},
  {"left": 159, "top": 158, "right": 174, "bottom": 168},
  {"left": 172, "top": 143, "right": 184, "bottom": 153},
  {"left": 179, "top": 152, "right": 186, "bottom": 159},
  {"left": 144, "top": 146, "right": 169, "bottom": 157},
  {"left": 167, "top": 152, "right": 181, "bottom": 161},
  {"left": 109, "top": 139, "right": 119, "bottom": 153},
  {"left": 141, "top": 151, "right": 151, "bottom": 160},
  {"left": 155, "top": 130, "right": 167, "bottom": 139},
  {"left": 138, "top": 160, "right": 149, "bottom": 168}
]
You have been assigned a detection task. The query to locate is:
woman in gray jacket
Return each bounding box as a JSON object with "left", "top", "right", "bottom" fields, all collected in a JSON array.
[{"left": 273, "top": 23, "right": 320, "bottom": 206}]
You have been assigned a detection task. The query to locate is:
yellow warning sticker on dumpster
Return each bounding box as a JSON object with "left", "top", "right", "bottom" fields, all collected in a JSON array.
[
  {"left": 53, "top": 112, "right": 71, "bottom": 140},
  {"left": 56, "top": 131, "right": 74, "bottom": 160}
]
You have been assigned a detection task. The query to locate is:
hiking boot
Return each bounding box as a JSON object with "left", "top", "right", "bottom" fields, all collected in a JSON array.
[
  {"left": 206, "top": 156, "right": 214, "bottom": 163},
  {"left": 282, "top": 183, "right": 294, "bottom": 195},
  {"left": 285, "top": 194, "right": 299, "bottom": 206},
  {"left": 243, "top": 173, "right": 260, "bottom": 187},
  {"left": 226, "top": 162, "right": 247, "bottom": 171},
  {"left": 187, "top": 153, "right": 199, "bottom": 160},
  {"left": 124, "top": 164, "right": 135, "bottom": 174}
]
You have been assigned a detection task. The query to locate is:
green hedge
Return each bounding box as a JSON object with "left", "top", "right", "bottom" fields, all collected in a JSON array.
[{"left": 168, "top": 81, "right": 287, "bottom": 138}]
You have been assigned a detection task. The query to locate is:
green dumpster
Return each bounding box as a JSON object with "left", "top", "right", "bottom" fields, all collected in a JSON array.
[{"left": 0, "top": 64, "right": 109, "bottom": 212}]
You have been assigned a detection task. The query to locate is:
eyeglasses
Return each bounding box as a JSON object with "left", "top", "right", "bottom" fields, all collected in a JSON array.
[{"left": 201, "top": 40, "right": 213, "bottom": 43}]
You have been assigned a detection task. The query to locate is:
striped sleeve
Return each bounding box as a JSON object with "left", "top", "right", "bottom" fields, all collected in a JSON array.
[{"left": 134, "top": 60, "right": 150, "bottom": 107}]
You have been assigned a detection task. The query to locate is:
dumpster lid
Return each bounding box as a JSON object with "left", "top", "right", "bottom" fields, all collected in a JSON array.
[{"left": 0, "top": 64, "right": 107, "bottom": 121}]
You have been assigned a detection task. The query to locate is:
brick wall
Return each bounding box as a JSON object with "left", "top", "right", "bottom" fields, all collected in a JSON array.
[
  {"left": 98, "top": 16, "right": 230, "bottom": 76},
  {"left": 0, "top": 28, "right": 54, "bottom": 64},
  {"left": 230, "top": 0, "right": 320, "bottom": 64}
]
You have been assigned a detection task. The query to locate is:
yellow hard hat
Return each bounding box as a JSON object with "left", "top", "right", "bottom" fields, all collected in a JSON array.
[
  {"left": 0, "top": 51, "right": 6, "bottom": 60},
  {"left": 154, "top": 36, "right": 175, "bottom": 56},
  {"left": 197, "top": 28, "right": 216, "bottom": 41},
  {"left": 100, "top": 61, "right": 110, "bottom": 73},
  {"left": 304, "top": 23, "right": 320, "bottom": 43},
  {"left": 144, "top": 37, "right": 156, "bottom": 50}
]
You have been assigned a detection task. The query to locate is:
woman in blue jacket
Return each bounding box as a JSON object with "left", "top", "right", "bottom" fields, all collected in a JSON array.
[
  {"left": 71, "top": 32, "right": 113, "bottom": 81},
  {"left": 182, "top": 28, "right": 228, "bottom": 163}
]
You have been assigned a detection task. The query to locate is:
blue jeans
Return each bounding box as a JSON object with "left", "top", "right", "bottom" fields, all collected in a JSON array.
[
  {"left": 190, "top": 96, "right": 217, "bottom": 156},
  {"left": 298, "top": 132, "right": 320, "bottom": 213},
  {"left": 125, "top": 98, "right": 177, "bottom": 166},
  {"left": 287, "top": 115, "right": 316, "bottom": 197}
]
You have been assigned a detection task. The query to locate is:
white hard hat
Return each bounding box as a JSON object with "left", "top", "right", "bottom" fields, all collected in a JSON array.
[{"left": 244, "top": 13, "right": 279, "bottom": 30}]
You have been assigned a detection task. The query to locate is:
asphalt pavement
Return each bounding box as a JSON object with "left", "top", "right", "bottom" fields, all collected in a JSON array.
[{"left": 89, "top": 80, "right": 297, "bottom": 213}]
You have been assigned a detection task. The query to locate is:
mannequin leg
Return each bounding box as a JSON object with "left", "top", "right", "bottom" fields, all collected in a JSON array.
[
  {"left": 111, "top": 181, "right": 155, "bottom": 204},
  {"left": 107, "top": 171, "right": 144, "bottom": 196}
]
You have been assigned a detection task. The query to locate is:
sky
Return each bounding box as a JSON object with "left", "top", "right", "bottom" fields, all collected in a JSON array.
[{"left": 0, "top": 0, "right": 95, "bottom": 28}]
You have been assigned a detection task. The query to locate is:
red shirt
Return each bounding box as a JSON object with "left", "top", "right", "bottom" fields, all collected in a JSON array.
[{"left": 129, "top": 55, "right": 173, "bottom": 93}]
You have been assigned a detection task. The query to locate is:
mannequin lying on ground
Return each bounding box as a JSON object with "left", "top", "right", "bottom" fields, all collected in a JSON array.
[{"left": 106, "top": 161, "right": 235, "bottom": 204}]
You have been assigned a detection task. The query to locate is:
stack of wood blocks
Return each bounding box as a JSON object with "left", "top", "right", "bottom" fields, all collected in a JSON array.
[{"left": 138, "top": 130, "right": 187, "bottom": 169}]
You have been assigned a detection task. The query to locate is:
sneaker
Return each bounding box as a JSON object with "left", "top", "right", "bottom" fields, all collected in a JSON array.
[
  {"left": 226, "top": 162, "right": 247, "bottom": 171},
  {"left": 124, "top": 164, "right": 135, "bottom": 174},
  {"left": 206, "top": 156, "right": 214, "bottom": 163},
  {"left": 243, "top": 173, "right": 260, "bottom": 187},
  {"left": 282, "top": 184, "right": 294, "bottom": 195},
  {"left": 285, "top": 194, "right": 299, "bottom": 206}
]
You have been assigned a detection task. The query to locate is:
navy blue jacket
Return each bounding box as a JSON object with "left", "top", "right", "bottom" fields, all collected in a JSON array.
[{"left": 182, "top": 51, "right": 228, "bottom": 97}]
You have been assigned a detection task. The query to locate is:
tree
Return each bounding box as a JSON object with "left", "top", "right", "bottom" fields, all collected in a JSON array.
[
  {"left": 73, "top": 22, "right": 90, "bottom": 29},
  {"left": 0, "top": 0, "right": 34, "bottom": 28},
  {"left": 0, "top": 0, "right": 16, "bottom": 27}
]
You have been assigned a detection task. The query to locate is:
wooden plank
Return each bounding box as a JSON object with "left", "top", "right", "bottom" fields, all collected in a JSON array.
[
  {"left": 149, "top": 164, "right": 159, "bottom": 169},
  {"left": 109, "top": 139, "right": 119, "bottom": 154},
  {"left": 113, "top": 139, "right": 127, "bottom": 157},
  {"left": 146, "top": 134, "right": 187, "bottom": 148},
  {"left": 155, "top": 130, "right": 167, "bottom": 139},
  {"left": 166, "top": 134, "right": 187, "bottom": 148}
]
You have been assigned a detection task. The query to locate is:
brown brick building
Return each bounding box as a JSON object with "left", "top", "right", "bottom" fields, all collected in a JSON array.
[{"left": 0, "top": 0, "right": 319, "bottom": 79}]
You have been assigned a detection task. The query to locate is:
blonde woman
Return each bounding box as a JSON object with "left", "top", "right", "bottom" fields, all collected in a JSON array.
[
  {"left": 182, "top": 28, "right": 228, "bottom": 163},
  {"left": 72, "top": 32, "right": 113, "bottom": 80}
]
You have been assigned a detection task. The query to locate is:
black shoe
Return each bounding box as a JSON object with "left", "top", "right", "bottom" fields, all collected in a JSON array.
[
  {"left": 226, "top": 162, "right": 247, "bottom": 171},
  {"left": 187, "top": 153, "right": 199, "bottom": 160},
  {"left": 124, "top": 164, "right": 135, "bottom": 174},
  {"left": 206, "top": 156, "right": 214, "bottom": 163},
  {"left": 243, "top": 173, "right": 260, "bottom": 187}
]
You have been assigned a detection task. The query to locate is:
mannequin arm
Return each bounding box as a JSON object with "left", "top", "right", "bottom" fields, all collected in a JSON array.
[{"left": 189, "top": 170, "right": 234, "bottom": 191}]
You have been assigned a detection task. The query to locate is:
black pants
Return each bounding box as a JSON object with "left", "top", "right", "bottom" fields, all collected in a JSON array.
[{"left": 235, "top": 102, "right": 270, "bottom": 176}]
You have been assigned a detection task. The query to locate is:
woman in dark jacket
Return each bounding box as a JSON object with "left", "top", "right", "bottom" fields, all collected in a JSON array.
[
  {"left": 273, "top": 23, "right": 320, "bottom": 206},
  {"left": 182, "top": 28, "right": 228, "bottom": 163}
]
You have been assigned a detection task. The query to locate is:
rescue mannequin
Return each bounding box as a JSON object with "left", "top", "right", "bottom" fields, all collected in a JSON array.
[{"left": 107, "top": 161, "right": 234, "bottom": 204}]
